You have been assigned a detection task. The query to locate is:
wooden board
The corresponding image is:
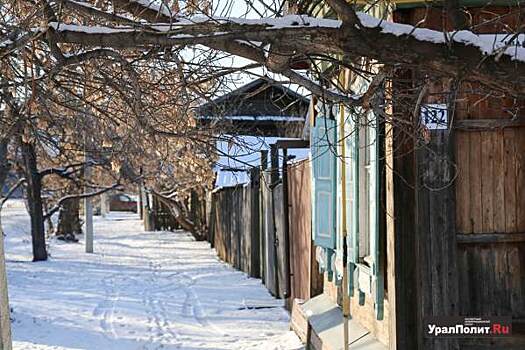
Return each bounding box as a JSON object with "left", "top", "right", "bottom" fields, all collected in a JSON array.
[
  {"left": 287, "top": 159, "right": 323, "bottom": 310},
  {"left": 249, "top": 168, "right": 261, "bottom": 278},
  {"left": 262, "top": 171, "right": 278, "bottom": 297},
  {"left": 393, "top": 8, "right": 525, "bottom": 349},
  {"left": 209, "top": 184, "right": 261, "bottom": 276},
  {"left": 274, "top": 183, "right": 289, "bottom": 299},
  {"left": 416, "top": 127, "right": 459, "bottom": 350},
  {"left": 453, "top": 103, "right": 525, "bottom": 348}
]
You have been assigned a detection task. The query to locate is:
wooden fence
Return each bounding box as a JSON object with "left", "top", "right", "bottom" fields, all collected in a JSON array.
[
  {"left": 260, "top": 173, "right": 288, "bottom": 298},
  {"left": 287, "top": 159, "right": 323, "bottom": 309},
  {"left": 148, "top": 190, "right": 208, "bottom": 235},
  {"left": 208, "top": 159, "right": 322, "bottom": 307},
  {"left": 209, "top": 169, "right": 261, "bottom": 278},
  {"left": 150, "top": 195, "right": 180, "bottom": 231}
]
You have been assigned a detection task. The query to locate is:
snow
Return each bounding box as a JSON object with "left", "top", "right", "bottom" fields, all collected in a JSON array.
[
  {"left": 184, "top": 15, "right": 341, "bottom": 29},
  {"left": 48, "top": 14, "right": 341, "bottom": 35},
  {"left": 49, "top": 22, "right": 135, "bottom": 34},
  {"left": 46, "top": 6, "right": 525, "bottom": 63},
  {"left": 132, "top": 0, "right": 173, "bottom": 17},
  {"left": 0, "top": 39, "right": 13, "bottom": 48},
  {"left": 2, "top": 201, "right": 303, "bottom": 350},
  {"left": 215, "top": 135, "right": 309, "bottom": 187}
]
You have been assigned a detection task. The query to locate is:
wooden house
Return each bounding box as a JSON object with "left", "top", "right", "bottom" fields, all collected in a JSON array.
[
  {"left": 200, "top": 79, "right": 321, "bottom": 302},
  {"left": 196, "top": 78, "right": 309, "bottom": 138},
  {"left": 292, "top": 2, "right": 525, "bottom": 350}
]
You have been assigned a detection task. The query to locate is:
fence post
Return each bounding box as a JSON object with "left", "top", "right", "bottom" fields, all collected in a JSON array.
[
  {"left": 270, "top": 144, "right": 280, "bottom": 296},
  {"left": 282, "top": 148, "right": 291, "bottom": 299},
  {"left": 250, "top": 168, "right": 261, "bottom": 278},
  {"left": 261, "top": 150, "right": 268, "bottom": 171},
  {"left": 260, "top": 150, "right": 268, "bottom": 284},
  {"left": 270, "top": 144, "right": 279, "bottom": 186}
]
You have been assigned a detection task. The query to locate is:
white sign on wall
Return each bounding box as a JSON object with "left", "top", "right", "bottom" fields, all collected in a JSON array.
[{"left": 421, "top": 104, "right": 448, "bottom": 130}]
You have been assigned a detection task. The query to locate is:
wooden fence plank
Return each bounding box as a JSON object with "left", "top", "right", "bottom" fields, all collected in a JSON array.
[
  {"left": 480, "top": 131, "right": 494, "bottom": 233},
  {"left": 456, "top": 132, "right": 471, "bottom": 233},
  {"left": 504, "top": 129, "right": 517, "bottom": 233},
  {"left": 493, "top": 130, "right": 506, "bottom": 232},
  {"left": 250, "top": 168, "right": 261, "bottom": 278},
  {"left": 469, "top": 132, "right": 483, "bottom": 233},
  {"left": 417, "top": 129, "right": 459, "bottom": 350},
  {"left": 262, "top": 171, "right": 278, "bottom": 296},
  {"left": 287, "top": 159, "right": 322, "bottom": 310},
  {"left": 274, "top": 183, "right": 288, "bottom": 298},
  {"left": 517, "top": 128, "right": 525, "bottom": 231}
]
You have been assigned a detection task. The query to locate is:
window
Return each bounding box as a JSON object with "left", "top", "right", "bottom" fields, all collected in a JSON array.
[{"left": 345, "top": 109, "right": 384, "bottom": 320}]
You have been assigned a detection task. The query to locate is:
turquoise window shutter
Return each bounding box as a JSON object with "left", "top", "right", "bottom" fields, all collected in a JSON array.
[
  {"left": 344, "top": 110, "right": 384, "bottom": 320},
  {"left": 311, "top": 115, "right": 337, "bottom": 250}
]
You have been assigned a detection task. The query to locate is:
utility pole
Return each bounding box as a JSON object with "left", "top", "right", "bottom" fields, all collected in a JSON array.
[
  {"left": 84, "top": 152, "right": 93, "bottom": 253},
  {"left": 137, "top": 185, "right": 143, "bottom": 219},
  {"left": 84, "top": 112, "right": 93, "bottom": 253},
  {"left": 83, "top": 74, "right": 94, "bottom": 253}
]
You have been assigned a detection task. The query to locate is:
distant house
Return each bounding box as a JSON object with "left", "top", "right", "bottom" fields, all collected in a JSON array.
[
  {"left": 195, "top": 78, "right": 310, "bottom": 187},
  {"left": 196, "top": 78, "right": 309, "bottom": 138}
]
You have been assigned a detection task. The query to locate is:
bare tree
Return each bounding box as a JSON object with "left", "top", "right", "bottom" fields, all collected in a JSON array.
[{"left": 1, "top": 0, "right": 524, "bottom": 253}]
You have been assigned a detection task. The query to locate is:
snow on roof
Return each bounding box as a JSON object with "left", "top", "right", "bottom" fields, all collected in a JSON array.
[{"left": 215, "top": 135, "right": 309, "bottom": 188}]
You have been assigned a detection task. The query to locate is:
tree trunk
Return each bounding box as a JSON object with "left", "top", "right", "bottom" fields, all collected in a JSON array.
[
  {"left": 0, "top": 214, "right": 12, "bottom": 350},
  {"left": 56, "top": 195, "right": 81, "bottom": 242},
  {"left": 0, "top": 137, "right": 13, "bottom": 349},
  {"left": 0, "top": 139, "right": 9, "bottom": 191},
  {"left": 20, "top": 142, "right": 47, "bottom": 261}
]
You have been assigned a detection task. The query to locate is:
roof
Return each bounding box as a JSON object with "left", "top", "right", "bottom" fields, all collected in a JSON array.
[
  {"left": 195, "top": 78, "right": 309, "bottom": 137},
  {"left": 197, "top": 78, "right": 309, "bottom": 114}
]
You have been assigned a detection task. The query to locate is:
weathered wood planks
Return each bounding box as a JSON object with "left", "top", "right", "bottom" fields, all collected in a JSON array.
[
  {"left": 287, "top": 159, "right": 323, "bottom": 310},
  {"left": 416, "top": 127, "right": 459, "bottom": 350},
  {"left": 210, "top": 181, "right": 260, "bottom": 277}
]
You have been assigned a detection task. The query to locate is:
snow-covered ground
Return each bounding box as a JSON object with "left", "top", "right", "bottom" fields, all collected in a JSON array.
[{"left": 2, "top": 201, "right": 303, "bottom": 350}]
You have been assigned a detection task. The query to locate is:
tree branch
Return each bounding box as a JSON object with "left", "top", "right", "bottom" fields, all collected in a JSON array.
[
  {"left": 44, "top": 183, "right": 122, "bottom": 220},
  {"left": 0, "top": 178, "right": 26, "bottom": 211}
]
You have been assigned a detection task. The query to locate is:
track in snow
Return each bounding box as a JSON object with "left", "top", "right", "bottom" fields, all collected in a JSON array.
[{"left": 4, "top": 209, "right": 303, "bottom": 350}]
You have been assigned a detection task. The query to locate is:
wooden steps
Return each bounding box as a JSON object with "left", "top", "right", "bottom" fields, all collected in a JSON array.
[{"left": 291, "top": 294, "right": 387, "bottom": 350}]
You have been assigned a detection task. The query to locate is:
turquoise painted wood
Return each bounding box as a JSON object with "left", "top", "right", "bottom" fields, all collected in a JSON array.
[
  {"left": 344, "top": 110, "right": 384, "bottom": 320},
  {"left": 345, "top": 114, "right": 359, "bottom": 297},
  {"left": 311, "top": 115, "right": 337, "bottom": 250}
]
